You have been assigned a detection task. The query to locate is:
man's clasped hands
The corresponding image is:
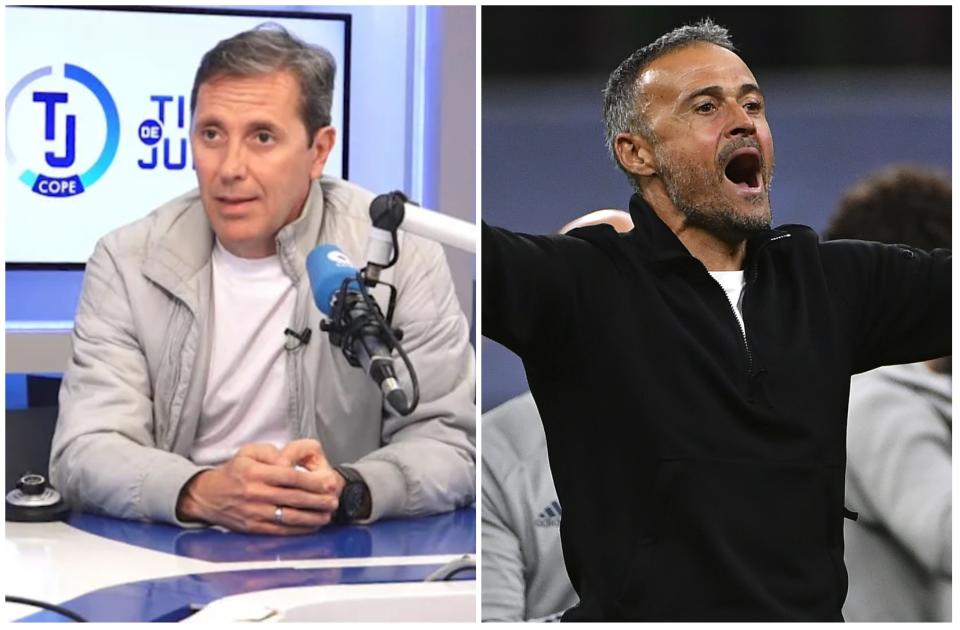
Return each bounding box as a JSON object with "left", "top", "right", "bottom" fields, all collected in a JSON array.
[{"left": 177, "top": 439, "right": 347, "bottom": 534}]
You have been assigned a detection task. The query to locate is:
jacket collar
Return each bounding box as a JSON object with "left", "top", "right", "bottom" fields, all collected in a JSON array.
[
  {"left": 627, "top": 192, "right": 790, "bottom": 268},
  {"left": 142, "top": 178, "right": 328, "bottom": 308},
  {"left": 275, "top": 177, "right": 327, "bottom": 285},
  {"left": 627, "top": 193, "right": 692, "bottom": 264}
]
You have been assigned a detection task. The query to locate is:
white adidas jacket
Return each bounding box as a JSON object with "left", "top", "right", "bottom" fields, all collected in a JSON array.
[{"left": 481, "top": 392, "right": 578, "bottom": 621}]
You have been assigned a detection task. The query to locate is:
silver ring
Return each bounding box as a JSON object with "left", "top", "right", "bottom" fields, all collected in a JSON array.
[{"left": 274, "top": 506, "right": 284, "bottom": 524}]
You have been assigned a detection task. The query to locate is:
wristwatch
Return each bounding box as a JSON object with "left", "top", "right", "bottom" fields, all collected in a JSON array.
[{"left": 333, "top": 465, "right": 372, "bottom": 523}]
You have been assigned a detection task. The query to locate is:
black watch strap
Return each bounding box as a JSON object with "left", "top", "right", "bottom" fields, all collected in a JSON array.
[{"left": 333, "top": 465, "right": 372, "bottom": 523}]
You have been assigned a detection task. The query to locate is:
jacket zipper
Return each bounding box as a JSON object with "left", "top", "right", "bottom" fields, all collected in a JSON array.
[
  {"left": 711, "top": 275, "right": 753, "bottom": 377},
  {"left": 709, "top": 233, "right": 792, "bottom": 380},
  {"left": 273, "top": 236, "right": 306, "bottom": 438},
  {"left": 284, "top": 267, "right": 310, "bottom": 438},
  {"left": 288, "top": 305, "right": 305, "bottom": 435},
  {"left": 164, "top": 304, "right": 194, "bottom": 448}
]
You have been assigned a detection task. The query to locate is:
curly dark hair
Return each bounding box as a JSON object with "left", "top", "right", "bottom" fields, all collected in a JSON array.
[{"left": 823, "top": 165, "right": 951, "bottom": 251}]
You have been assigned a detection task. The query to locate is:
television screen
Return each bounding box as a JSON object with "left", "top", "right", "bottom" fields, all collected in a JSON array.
[{"left": 5, "top": 6, "right": 350, "bottom": 266}]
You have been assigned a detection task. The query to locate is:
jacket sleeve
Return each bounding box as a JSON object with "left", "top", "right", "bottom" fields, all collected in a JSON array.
[
  {"left": 348, "top": 235, "right": 476, "bottom": 521},
  {"left": 844, "top": 373, "right": 951, "bottom": 576},
  {"left": 49, "top": 239, "right": 207, "bottom": 525},
  {"left": 821, "top": 240, "right": 951, "bottom": 373},
  {"left": 482, "top": 221, "right": 581, "bottom": 356}
]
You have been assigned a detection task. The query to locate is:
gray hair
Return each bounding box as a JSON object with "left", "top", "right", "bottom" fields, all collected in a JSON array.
[
  {"left": 602, "top": 18, "right": 735, "bottom": 186},
  {"left": 190, "top": 23, "right": 336, "bottom": 146}
]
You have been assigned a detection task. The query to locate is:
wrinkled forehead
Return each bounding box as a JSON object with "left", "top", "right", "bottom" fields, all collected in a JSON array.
[
  {"left": 196, "top": 70, "right": 303, "bottom": 109},
  {"left": 193, "top": 70, "right": 304, "bottom": 127},
  {"left": 637, "top": 43, "right": 758, "bottom": 108}
]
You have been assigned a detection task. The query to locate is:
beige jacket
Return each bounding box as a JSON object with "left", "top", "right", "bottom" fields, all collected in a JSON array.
[{"left": 50, "top": 176, "right": 476, "bottom": 525}]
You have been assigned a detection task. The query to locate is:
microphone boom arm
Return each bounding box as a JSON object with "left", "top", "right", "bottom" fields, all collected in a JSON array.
[
  {"left": 395, "top": 202, "right": 476, "bottom": 254},
  {"left": 342, "top": 190, "right": 473, "bottom": 416},
  {"left": 364, "top": 191, "right": 476, "bottom": 283}
]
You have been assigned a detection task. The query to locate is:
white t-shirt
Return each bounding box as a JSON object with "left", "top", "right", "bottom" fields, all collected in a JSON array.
[
  {"left": 190, "top": 240, "right": 297, "bottom": 467},
  {"left": 709, "top": 270, "right": 747, "bottom": 335}
]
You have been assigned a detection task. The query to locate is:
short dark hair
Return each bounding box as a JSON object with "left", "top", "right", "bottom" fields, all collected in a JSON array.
[
  {"left": 824, "top": 165, "right": 951, "bottom": 250},
  {"left": 602, "top": 18, "right": 735, "bottom": 183},
  {"left": 190, "top": 23, "right": 336, "bottom": 146}
]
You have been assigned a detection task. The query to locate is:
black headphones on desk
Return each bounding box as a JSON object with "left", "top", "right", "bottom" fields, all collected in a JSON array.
[{"left": 6, "top": 472, "right": 69, "bottom": 522}]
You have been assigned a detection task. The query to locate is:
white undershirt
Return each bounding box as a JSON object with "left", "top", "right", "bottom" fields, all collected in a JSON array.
[
  {"left": 708, "top": 270, "right": 747, "bottom": 335},
  {"left": 190, "top": 240, "right": 297, "bottom": 467}
]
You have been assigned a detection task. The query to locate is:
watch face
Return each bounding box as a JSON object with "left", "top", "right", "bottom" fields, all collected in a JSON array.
[{"left": 341, "top": 483, "right": 364, "bottom": 517}]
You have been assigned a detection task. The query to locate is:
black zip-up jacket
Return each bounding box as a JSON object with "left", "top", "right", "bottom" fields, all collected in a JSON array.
[{"left": 482, "top": 194, "right": 951, "bottom": 621}]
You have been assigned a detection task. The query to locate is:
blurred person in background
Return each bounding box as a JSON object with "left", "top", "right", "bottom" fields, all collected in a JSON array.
[
  {"left": 824, "top": 166, "right": 951, "bottom": 622},
  {"left": 482, "top": 391, "right": 575, "bottom": 622},
  {"left": 482, "top": 211, "right": 633, "bottom": 622}
]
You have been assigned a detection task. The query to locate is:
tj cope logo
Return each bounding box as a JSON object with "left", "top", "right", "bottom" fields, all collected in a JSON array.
[{"left": 5, "top": 64, "right": 119, "bottom": 198}]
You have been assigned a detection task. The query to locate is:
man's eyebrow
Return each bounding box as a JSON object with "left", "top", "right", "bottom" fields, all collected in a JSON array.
[
  {"left": 245, "top": 120, "right": 282, "bottom": 134},
  {"left": 681, "top": 83, "right": 764, "bottom": 103},
  {"left": 192, "top": 116, "right": 281, "bottom": 133},
  {"left": 193, "top": 114, "right": 223, "bottom": 128}
]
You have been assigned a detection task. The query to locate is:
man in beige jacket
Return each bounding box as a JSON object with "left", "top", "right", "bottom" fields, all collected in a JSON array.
[{"left": 50, "top": 25, "right": 475, "bottom": 535}]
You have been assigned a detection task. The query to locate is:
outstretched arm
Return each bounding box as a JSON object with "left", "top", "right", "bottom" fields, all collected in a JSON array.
[{"left": 821, "top": 240, "right": 950, "bottom": 373}]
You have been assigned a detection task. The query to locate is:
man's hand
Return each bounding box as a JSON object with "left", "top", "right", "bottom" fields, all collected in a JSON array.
[
  {"left": 279, "top": 439, "right": 348, "bottom": 498},
  {"left": 176, "top": 442, "right": 340, "bottom": 535}
]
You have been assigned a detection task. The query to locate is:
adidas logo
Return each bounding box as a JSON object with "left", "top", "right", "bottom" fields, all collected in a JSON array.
[{"left": 534, "top": 500, "right": 562, "bottom": 527}]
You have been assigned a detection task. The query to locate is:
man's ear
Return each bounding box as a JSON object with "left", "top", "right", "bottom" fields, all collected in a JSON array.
[
  {"left": 614, "top": 132, "right": 656, "bottom": 178},
  {"left": 309, "top": 126, "right": 337, "bottom": 179}
]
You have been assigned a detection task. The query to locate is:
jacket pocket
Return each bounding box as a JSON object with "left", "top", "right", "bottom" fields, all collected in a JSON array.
[
  {"left": 612, "top": 460, "right": 680, "bottom": 617},
  {"left": 615, "top": 458, "right": 847, "bottom": 621}
]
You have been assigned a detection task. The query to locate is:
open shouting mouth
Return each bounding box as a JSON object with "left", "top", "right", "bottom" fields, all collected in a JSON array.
[{"left": 722, "top": 147, "right": 764, "bottom": 195}]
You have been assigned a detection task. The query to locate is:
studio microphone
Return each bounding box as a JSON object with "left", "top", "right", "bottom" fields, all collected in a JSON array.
[{"left": 306, "top": 244, "right": 410, "bottom": 414}]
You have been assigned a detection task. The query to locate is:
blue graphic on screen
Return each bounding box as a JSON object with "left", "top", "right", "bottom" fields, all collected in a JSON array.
[
  {"left": 34, "top": 91, "right": 76, "bottom": 167},
  {"left": 6, "top": 63, "right": 119, "bottom": 198},
  {"left": 138, "top": 95, "right": 190, "bottom": 170}
]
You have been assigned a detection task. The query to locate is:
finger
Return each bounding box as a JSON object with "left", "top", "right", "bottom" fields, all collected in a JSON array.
[
  {"left": 280, "top": 439, "right": 330, "bottom": 472},
  {"left": 292, "top": 468, "right": 342, "bottom": 495},
  {"left": 248, "top": 461, "right": 311, "bottom": 489},
  {"left": 237, "top": 443, "right": 291, "bottom": 467},
  {"left": 246, "top": 482, "right": 339, "bottom": 512},
  {"left": 219, "top": 501, "right": 321, "bottom": 536},
  {"left": 253, "top": 464, "right": 340, "bottom": 495},
  {"left": 258, "top": 503, "right": 334, "bottom": 530},
  {"left": 315, "top": 468, "right": 347, "bottom": 497}
]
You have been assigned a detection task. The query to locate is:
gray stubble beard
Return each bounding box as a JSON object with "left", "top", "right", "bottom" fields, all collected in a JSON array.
[{"left": 654, "top": 144, "right": 774, "bottom": 246}]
